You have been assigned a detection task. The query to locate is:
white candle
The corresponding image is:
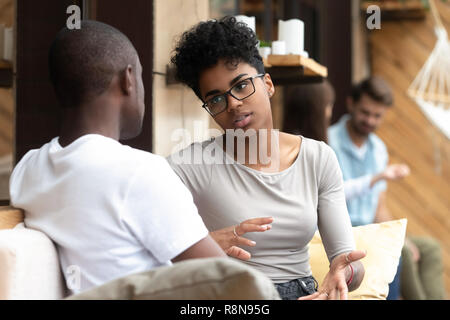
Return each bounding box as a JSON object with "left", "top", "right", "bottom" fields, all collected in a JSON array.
[
  {"left": 3, "top": 27, "right": 13, "bottom": 62},
  {"left": 0, "top": 24, "right": 4, "bottom": 61},
  {"left": 278, "top": 19, "right": 305, "bottom": 56},
  {"left": 271, "top": 41, "right": 286, "bottom": 55}
]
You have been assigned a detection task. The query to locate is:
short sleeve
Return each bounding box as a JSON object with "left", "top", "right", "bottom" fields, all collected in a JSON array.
[
  {"left": 121, "top": 156, "right": 209, "bottom": 263},
  {"left": 317, "top": 143, "right": 356, "bottom": 262}
]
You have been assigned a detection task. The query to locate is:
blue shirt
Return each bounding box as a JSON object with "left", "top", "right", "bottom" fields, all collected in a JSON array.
[{"left": 328, "top": 114, "right": 388, "bottom": 226}]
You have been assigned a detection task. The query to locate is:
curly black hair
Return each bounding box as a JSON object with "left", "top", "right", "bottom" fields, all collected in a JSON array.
[{"left": 171, "top": 16, "right": 265, "bottom": 101}]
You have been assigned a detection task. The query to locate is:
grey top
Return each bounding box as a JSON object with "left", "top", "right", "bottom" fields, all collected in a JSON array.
[{"left": 166, "top": 135, "right": 355, "bottom": 283}]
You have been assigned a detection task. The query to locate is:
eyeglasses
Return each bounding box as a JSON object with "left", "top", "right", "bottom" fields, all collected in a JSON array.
[{"left": 202, "top": 73, "right": 265, "bottom": 117}]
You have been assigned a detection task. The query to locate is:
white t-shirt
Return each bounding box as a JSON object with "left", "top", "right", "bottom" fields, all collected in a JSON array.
[{"left": 9, "top": 134, "right": 208, "bottom": 294}]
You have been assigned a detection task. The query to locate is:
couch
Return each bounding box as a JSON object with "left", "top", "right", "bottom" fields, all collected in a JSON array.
[{"left": 0, "top": 206, "right": 406, "bottom": 300}]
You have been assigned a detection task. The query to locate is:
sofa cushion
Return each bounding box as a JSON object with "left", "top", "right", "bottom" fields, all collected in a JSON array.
[
  {"left": 0, "top": 223, "right": 67, "bottom": 299},
  {"left": 66, "top": 257, "right": 281, "bottom": 300},
  {"left": 309, "top": 219, "right": 407, "bottom": 300}
]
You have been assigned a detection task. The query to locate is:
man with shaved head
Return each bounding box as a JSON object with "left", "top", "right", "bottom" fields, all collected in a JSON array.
[{"left": 9, "top": 20, "right": 225, "bottom": 295}]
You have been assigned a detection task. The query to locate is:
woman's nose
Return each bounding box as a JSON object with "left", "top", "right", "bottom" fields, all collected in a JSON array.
[{"left": 226, "top": 94, "right": 243, "bottom": 112}]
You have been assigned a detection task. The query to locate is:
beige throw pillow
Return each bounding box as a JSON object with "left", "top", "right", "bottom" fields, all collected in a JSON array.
[
  {"left": 308, "top": 219, "right": 407, "bottom": 300},
  {"left": 66, "top": 257, "right": 281, "bottom": 300}
]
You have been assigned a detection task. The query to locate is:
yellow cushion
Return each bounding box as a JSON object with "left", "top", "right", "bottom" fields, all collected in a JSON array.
[{"left": 308, "top": 219, "right": 407, "bottom": 300}]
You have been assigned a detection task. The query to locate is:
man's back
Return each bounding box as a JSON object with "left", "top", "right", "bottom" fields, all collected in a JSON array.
[{"left": 9, "top": 134, "right": 209, "bottom": 294}]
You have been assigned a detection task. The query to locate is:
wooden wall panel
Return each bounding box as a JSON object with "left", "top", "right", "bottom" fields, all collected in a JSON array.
[
  {"left": 0, "top": 0, "right": 14, "bottom": 201},
  {"left": 368, "top": 0, "right": 450, "bottom": 296},
  {"left": 0, "top": 0, "right": 13, "bottom": 26},
  {"left": 15, "top": 0, "right": 73, "bottom": 163},
  {"left": 0, "top": 0, "right": 14, "bottom": 159}
]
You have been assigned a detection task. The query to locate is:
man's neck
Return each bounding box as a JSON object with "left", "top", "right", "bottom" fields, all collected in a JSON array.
[
  {"left": 346, "top": 120, "right": 368, "bottom": 148},
  {"left": 58, "top": 101, "right": 121, "bottom": 147}
]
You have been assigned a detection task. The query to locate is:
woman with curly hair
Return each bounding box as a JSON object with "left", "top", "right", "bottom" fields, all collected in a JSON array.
[{"left": 166, "top": 16, "right": 366, "bottom": 300}]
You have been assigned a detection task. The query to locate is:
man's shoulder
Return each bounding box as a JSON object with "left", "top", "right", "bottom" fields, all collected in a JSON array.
[
  {"left": 327, "top": 124, "right": 343, "bottom": 153},
  {"left": 11, "top": 138, "right": 55, "bottom": 176},
  {"left": 14, "top": 135, "right": 168, "bottom": 176},
  {"left": 328, "top": 116, "right": 348, "bottom": 146},
  {"left": 328, "top": 121, "right": 341, "bottom": 134},
  {"left": 81, "top": 135, "right": 165, "bottom": 165},
  {"left": 109, "top": 145, "right": 172, "bottom": 180},
  {"left": 329, "top": 114, "right": 348, "bottom": 132},
  {"left": 369, "top": 133, "right": 387, "bottom": 154}
]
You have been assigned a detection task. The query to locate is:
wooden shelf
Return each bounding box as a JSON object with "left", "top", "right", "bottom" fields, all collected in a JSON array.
[
  {"left": 266, "top": 54, "right": 327, "bottom": 76},
  {"left": 0, "top": 60, "right": 12, "bottom": 70},
  {"left": 164, "top": 54, "right": 327, "bottom": 86},
  {"left": 240, "top": 1, "right": 265, "bottom": 13},
  {"left": 361, "top": 1, "right": 426, "bottom": 20},
  {"left": 0, "top": 206, "right": 24, "bottom": 230},
  {"left": 0, "top": 60, "right": 13, "bottom": 87},
  {"left": 264, "top": 54, "right": 327, "bottom": 85}
]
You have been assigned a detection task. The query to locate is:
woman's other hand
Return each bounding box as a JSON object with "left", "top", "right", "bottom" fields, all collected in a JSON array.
[{"left": 301, "top": 250, "right": 366, "bottom": 300}]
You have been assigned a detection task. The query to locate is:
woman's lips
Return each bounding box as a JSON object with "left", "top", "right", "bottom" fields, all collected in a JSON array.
[{"left": 233, "top": 113, "right": 253, "bottom": 128}]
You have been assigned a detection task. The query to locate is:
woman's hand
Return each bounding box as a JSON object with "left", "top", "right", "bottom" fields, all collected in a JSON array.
[
  {"left": 209, "top": 217, "right": 274, "bottom": 260},
  {"left": 299, "top": 250, "right": 366, "bottom": 300}
]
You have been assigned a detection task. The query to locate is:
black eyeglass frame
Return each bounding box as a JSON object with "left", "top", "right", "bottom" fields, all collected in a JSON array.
[{"left": 201, "top": 73, "right": 265, "bottom": 117}]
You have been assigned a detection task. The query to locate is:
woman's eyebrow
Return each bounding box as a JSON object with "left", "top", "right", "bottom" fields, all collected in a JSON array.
[
  {"left": 205, "top": 89, "right": 221, "bottom": 99},
  {"left": 204, "top": 73, "right": 249, "bottom": 99},
  {"left": 229, "top": 73, "right": 248, "bottom": 86}
]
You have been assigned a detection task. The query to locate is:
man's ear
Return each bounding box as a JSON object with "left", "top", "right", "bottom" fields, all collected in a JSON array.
[
  {"left": 120, "top": 64, "right": 134, "bottom": 96},
  {"left": 264, "top": 73, "right": 275, "bottom": 98}
]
